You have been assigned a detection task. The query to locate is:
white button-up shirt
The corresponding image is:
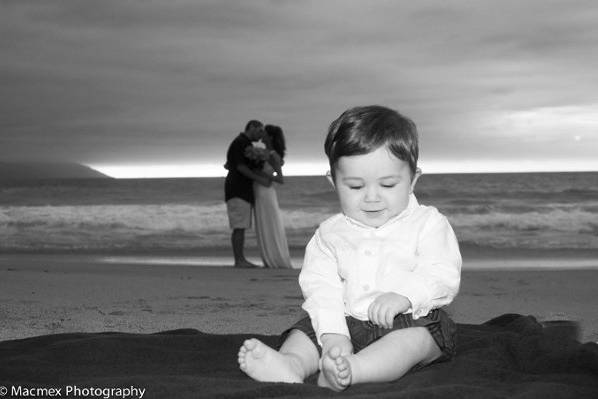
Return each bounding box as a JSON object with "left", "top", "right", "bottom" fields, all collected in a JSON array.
[{"left": 299, "top": 194, "right": 462, "bottom": 344}]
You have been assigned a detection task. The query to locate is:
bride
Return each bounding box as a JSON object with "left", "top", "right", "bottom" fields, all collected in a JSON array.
[{"left": 253, "top": 125, "right": 293, "bottom": 269}]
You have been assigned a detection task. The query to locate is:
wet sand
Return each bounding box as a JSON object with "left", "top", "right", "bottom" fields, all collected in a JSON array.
[{"left": 1, "top": 253, "right": 597, "bottom": 343}]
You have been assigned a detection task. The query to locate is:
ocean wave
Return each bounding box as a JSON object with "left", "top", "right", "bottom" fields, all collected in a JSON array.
[
  {"left": 0, "top": 204, "right": 330, "bottom": 251},
  {"left": 448, "top": 208, "right": 598, "bottom": 249},
  {"left": 1, "top": 204, "right": 228, "bottom": 231},
  {"left": 449, "top": 207, "right": 596, "bottom": 231},
  {"left": 1, "top": 201, "right": 596, "bottom": 251},
  {"left": 437, "top": 200, "right": 598, "bottom": 216}
]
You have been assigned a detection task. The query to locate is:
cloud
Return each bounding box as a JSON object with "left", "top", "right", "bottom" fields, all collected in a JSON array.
[{"left": 1, "top": 0, "right": 597, "bottom": 171}]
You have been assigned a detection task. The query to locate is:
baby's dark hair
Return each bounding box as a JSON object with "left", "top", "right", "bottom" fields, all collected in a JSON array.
[
  {"left": 324, "top": 105, "right": 419, "bottom": 179},
  {"left": 265, "top": 124, "right": 286, "bottom": 159}
]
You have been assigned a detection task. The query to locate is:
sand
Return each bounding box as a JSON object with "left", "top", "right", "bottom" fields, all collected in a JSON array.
[{"left": 1, "top": 253, "right": 597, "bottom": 343}]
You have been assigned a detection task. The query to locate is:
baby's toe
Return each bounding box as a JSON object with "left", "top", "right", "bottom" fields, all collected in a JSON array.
[
  {"left": 243, "top": 339, "right": 257, "bottom": 350},
  {"left": 328, "top": 346, "right": 342, "bottom": 358},
  {"left": 337, "top": 357, "right": 352, "bottom": 387}
]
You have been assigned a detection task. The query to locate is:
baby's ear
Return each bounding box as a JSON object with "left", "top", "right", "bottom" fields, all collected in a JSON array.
[
  {"left": 410, "top": 168, "right": 422, "bottom": 193},
  {"left": 325, "top": 170, "right": 335, "bottom": 188}
]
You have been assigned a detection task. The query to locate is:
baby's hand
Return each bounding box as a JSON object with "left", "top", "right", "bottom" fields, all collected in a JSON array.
[
  {"left": 320, "top": 333, "right": 353, "bottom": 356},
  {"left": 368, "top": 292, "right": 411, "bottom": 329}
]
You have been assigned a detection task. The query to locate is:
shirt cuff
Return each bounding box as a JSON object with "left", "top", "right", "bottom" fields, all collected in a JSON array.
[
  {"left": 397, "top": 278, "right": 433, "bottom": 319},
  {"left": 310, "top": 309, "right": 350, "bottom": 346}
]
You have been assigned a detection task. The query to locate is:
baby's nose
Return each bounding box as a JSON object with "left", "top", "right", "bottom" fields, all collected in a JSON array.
[{"left": 364, "top": 185, "right": 381, "bottom": 201}]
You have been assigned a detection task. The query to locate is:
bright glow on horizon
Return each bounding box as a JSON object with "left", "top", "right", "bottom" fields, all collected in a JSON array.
[
  {"left": 418, "top": 159, "right": 598, "bottom": 174},
  {"left": 90, "top": 164, "right": 228, "bottom": 178},
  {"left": 89, "top": 159, "right": 598, "bottom": 178},
  {"left": 90, "top": 162, "right": 331, "bottom": 178}
]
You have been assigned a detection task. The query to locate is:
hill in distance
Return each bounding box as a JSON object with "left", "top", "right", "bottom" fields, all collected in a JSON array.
[{"left": 0, "top": 162, "right": 112, "bottom": 180}]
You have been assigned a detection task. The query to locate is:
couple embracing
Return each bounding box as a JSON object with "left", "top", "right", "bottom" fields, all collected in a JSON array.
[{"left": 224, "top": 120, "right": 293, "bottom": 269}]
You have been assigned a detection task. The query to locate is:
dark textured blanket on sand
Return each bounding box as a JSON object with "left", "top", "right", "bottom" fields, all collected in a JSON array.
[{"left": 1, "top": 314, "right": 597, "bottom": 399}]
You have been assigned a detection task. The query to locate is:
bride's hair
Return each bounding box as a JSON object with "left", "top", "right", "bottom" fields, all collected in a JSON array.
[{"left": 264, "top": 125, "right": 286, "bottom": 159}]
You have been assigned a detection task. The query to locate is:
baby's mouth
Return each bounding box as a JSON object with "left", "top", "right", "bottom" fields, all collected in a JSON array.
[{"left": 363, "top": 209, "right": 385, "bottom": 217}]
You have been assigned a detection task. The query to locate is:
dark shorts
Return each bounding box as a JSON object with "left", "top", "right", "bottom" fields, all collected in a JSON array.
[{"left": 280, "top": 308, "right": 456, "bottom": 363}]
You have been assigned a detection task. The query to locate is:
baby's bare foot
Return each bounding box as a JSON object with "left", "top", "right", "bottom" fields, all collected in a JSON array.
[
  {"left": 237, "top": 338, "right": 302, "bottom": 383},
  {"left": 318, "top": 346, "right": 352, "bottom": 391}
]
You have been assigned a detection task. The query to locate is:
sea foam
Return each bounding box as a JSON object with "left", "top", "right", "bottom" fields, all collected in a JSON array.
[{"left": 1, "top": 172, "right": 597, "bottom": 251}]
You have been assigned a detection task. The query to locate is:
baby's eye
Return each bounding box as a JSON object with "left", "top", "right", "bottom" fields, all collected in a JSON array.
[
  {"left": 381, "top": 184, "right": 396, "bottom": 188},
  {"left": 348, "top": 186, "right": 363, "bottom": 190}
]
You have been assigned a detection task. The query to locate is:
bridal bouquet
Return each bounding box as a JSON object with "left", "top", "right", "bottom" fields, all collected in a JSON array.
[{"left": 244, "top": 140, "right": 269, "bottom": 162}]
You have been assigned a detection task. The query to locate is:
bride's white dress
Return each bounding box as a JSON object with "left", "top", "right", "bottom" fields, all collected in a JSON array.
[{"left": 253, "top": 161, "right": 293, "bottom": 268}]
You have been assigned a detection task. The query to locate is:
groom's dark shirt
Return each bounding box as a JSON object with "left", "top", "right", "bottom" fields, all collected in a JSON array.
[{"left": 225, "top": 133, "right": 254, "bottom": 205}]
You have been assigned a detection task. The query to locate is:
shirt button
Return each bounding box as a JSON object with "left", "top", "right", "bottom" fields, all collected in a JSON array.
[
  {"left": 362, "top": 284, "right": 370, "bottom": 291},
  {"left": 364, "top": 250, "right": 373, "bottom": 256}
]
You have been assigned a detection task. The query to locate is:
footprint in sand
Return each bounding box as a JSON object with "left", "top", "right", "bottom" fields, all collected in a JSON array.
[{"left": 108, "top": 310, "right": 125, "bottom": 316}]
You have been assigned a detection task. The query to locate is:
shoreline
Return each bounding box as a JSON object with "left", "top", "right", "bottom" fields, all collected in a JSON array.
[
  {"left": 1, "top": 244, "right": 597, "bottom": 271},
  {"left": 3, "top": 243, "right": 597, "bottom": 259}
]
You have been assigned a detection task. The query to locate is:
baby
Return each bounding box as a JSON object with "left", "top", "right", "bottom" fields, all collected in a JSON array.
[{"left": 238, "top": 105, "right": 462, "bottom": 390}]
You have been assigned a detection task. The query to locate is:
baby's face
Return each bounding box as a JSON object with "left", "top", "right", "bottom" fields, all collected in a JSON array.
[{"left": 333, "top": 146, "right": 419, "bottom": 228}]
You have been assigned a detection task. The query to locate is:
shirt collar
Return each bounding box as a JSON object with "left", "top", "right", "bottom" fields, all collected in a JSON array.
[{"left": 343, "top": 193, "right": 419, "bottom": 231}]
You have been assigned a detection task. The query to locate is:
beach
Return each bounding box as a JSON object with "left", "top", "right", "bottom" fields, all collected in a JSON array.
[
  {"left": 2, "top": 173, "right": 597, "bottom": 344},
  {"left": 1, "top": 252, "right": 597, "bottom": 344}
]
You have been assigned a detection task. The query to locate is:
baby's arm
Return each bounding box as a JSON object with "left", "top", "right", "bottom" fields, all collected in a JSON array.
[
  {"left": 379, "top": 213, "right": 461, "bottom": 319},
  {"left": 299, "top": 229, "right": 351, "bottom": 346}
]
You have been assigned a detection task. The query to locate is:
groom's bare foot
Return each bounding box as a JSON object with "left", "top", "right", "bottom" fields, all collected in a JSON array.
[
  {"left": 234, "top": 260, "right": 259, "bottom": 268},
  {"left": 318, "top": 346, "right": 352, "bottom": 391},
  {"left": 238, "top": 339, "right": 302, "bottom": 383}
]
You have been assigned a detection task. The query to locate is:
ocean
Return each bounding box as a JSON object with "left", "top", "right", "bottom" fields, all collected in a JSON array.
[{"left": 1, "top": 172, "right": 597, "bottom": 260}]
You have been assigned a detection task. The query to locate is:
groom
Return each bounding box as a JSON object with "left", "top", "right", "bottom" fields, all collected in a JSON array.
[{"left": 224, "top": 120, "right": 272, "bottom": 268}]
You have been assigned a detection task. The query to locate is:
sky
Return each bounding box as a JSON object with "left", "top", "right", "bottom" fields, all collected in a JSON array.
[{"left": 1, "top": 0, "right": 597, "bottom": 177}]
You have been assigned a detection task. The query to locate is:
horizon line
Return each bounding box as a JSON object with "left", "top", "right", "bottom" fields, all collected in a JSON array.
[{"left": 88, "top": 160, "right": 598, "bottom": 179}]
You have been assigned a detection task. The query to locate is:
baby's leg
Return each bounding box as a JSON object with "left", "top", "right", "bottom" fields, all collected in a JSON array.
[
  {"left": 342, "top": 327, "right": 441, "bottom": 385},
  {"left": 238, "top": 329, "right": 319, "bottom": 384}
]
